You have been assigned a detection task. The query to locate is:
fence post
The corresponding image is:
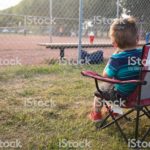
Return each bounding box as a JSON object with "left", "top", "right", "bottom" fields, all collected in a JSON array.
[
  {"left": 78, "top": 0, "right": 83, "bottom": 65},
  {"left": 24, "top": 16, "right": 27, "bottom": 36},
  {"left": 49, "top": 0, "right": 53, "bottom": 43},
  {"left": 116, "top": 0, "right": 119, "bottom": 18}
]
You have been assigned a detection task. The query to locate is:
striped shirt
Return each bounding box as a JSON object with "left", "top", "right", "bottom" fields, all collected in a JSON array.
[{"left": 104, "top": 48, "right": 142, "bottom": 96}]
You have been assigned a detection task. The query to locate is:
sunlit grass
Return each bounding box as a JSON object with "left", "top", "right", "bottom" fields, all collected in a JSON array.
[{"left": 0, "top": 64, "right": 149, "bottom": 150}]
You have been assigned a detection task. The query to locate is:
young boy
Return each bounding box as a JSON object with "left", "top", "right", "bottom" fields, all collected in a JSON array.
[{"left": 89, "top": 17, "right": 142, "bottom": 122}]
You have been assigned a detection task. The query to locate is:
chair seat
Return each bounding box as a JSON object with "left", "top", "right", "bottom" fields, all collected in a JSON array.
[
  {"left": 94, "top": 90, "right": 150, "bottom": 108},
  {"left": 124, "top": 87, "right": 150, "bottom": 108},
  {"left": 124, "top": 98, "right": 150, "bottom": 108}
]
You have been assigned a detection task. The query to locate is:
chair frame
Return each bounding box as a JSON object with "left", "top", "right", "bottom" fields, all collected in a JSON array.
[{"left": 81, "top": 43, "right": 150, "bottom": 148}]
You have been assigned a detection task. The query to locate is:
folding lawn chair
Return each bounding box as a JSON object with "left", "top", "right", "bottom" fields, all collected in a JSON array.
[{"left": 81, "top": 43, "right": 150, "bottom": 148}]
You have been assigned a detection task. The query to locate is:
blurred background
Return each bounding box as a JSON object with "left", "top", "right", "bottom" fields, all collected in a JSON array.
[{"left": 0, "top": 0, "right": 149, "bottom": 65}]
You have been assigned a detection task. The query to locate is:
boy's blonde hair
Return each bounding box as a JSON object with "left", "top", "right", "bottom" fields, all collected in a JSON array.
[{"left": 109, "top": 17, "right": 138, "bottom": 49}]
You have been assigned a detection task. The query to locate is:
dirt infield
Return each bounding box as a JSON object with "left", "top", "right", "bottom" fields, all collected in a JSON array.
[{"left": 0, "top": 34, "right": 145, "bottom": 65}]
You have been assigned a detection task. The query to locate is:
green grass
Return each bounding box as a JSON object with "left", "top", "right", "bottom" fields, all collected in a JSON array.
[{"left": 0, "top": 64, "right": 149, "bottom": 150}]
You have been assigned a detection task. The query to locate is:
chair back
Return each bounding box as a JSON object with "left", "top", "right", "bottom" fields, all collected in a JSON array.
[
  {"left": 125, "top": 44, "right": 150, "bottom": 107},
  {"left": 140, "top": 44, "right": 150, "bottom": 105}
]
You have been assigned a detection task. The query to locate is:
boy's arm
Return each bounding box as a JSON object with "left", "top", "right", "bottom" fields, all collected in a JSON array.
[
  {"left": 102, "top": 68, "right": 111, "bottom": 78},
  {"left": 102, "top": 57, "right": 118, "bottom": 78},
  {"left": 102, "top": 50, "right": 120, "bottom": 78}
]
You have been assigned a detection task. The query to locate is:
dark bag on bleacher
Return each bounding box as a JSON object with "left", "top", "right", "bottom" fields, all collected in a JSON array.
[{"left": 81, "top": 50, "right": 103, "bottom": 64}]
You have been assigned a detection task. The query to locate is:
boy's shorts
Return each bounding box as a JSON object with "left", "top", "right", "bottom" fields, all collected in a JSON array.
[{"left": 95, "top": 82, "right": 127, "bottom": 102}]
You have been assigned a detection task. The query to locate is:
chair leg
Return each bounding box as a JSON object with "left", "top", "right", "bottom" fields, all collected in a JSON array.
[
  {"left": 133, "top": 113, "right": 144, "bottom": 120},
  {"left": 141, "top": 128, "right": 150, "bottom": 142},
  {"left": 100, "top": 109, "right": 134, "bottom": 129},
  {"left": 142, "top": 109, "right": 150, "bottom": 118},
  {"left": 132, "top": 107, "right": 150, "bottom": 120},
  {"left": 135, "top": 109, "right": 140, "bottom": 142},
  {"left": 140, "top": 107, "right": 150, "bottom": 142},
  {"left": 123, "top": 115, "right": 132, "bottom": 121},
  {"left": 144, "top": 106, "right": 150, "bottom": 115},
  {"left": 96, "top": 104, "right": 149, "bottom": 146},
  {"left": 110, "top": 114, "right": 128, "bottom": 143},
  {"left": 100, "top": 103, "right": 134, "bottom": 143},
  {"left": 96, "top": 114, "right": 111, "bottom": 129}
]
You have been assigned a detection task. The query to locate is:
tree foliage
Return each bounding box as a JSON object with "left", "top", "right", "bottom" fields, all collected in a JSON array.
[
  {"left": 1, "top": 0, "right": 150, "bottom": 33},
  {"left": 0, "top": 0, "right": 117, "bottom": 19}
]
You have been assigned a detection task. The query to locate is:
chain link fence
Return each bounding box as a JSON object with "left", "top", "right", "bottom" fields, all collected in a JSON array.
[{"left": 0, "top": 0, "right": 149, "bottom": 65}]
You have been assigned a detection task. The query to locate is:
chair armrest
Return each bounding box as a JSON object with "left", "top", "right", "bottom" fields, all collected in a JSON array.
[{"left": 81, "top": 70, "right": 145, "bottom": 85}]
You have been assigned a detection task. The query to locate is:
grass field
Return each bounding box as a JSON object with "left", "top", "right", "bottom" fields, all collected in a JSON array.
[{"left": 0, "top": 63, "right": 149, "bottom": 150}]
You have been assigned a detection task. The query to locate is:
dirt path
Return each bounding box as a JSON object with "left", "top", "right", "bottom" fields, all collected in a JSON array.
[{"left": 0, "top": 34, "right": 144, "bottom": 65}]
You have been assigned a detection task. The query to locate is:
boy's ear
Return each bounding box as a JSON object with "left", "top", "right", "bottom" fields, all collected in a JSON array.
[{"left": 112, "top": 41, "right": 118, "bottom": 48}]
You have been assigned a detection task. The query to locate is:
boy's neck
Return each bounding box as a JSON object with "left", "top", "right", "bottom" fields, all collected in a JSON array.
[{"left": 117, "top": 46, "right": 137, "bottom": 52}]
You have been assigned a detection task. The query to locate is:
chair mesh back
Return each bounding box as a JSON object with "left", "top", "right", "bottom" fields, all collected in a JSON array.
[{"left": 141, "top": 45, "right": 150, "bottom": 100}]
